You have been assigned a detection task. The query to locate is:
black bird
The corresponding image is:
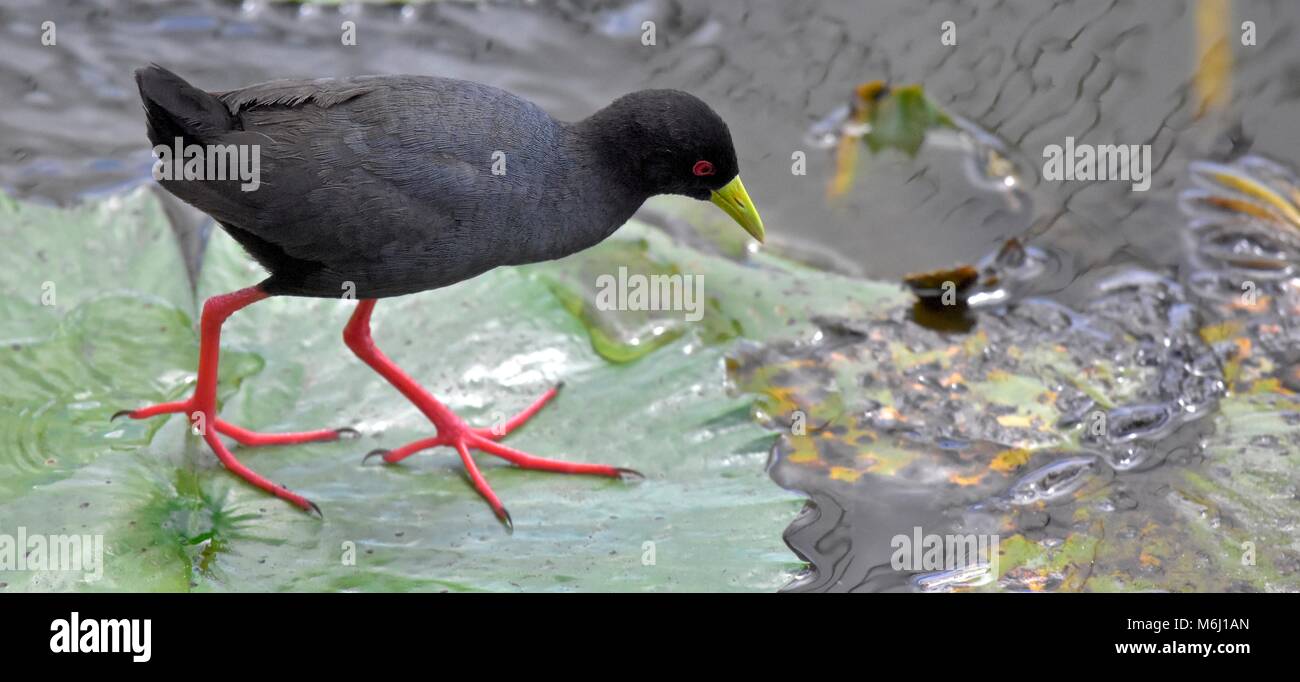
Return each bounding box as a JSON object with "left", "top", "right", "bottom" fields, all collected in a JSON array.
[{"left": 120, "top": 65, "right": 765, "bottom": 528}]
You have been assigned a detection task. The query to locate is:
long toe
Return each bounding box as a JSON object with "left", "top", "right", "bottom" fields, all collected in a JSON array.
[
  {"left": 215, "top": 419, "right": 350, "bottom": 447},
  {"left": 362, "top": 436, "right": 445, "bottom": 465},
  {"left": 452, "top": 439, "right": 513, "bottom": 530},
  {"left": 471, "top": 436, "right": 632, "bottom": 478},
  {"left": 478, "top": 384, "right": 565, "bottom": 440},
  {"left": 200, "top": 432, "right": 322, "bottom": 515},
  {"left": 112, "top": 399, "right": 192, "bottom": 421}
]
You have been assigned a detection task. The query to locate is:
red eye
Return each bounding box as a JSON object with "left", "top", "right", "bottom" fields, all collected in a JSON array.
[{"left": 692, "top": 160, "right": 715, "bottom": 177}]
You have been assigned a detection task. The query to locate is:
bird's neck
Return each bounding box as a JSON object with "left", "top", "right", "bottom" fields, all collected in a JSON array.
[
  {"left": 571, "top": 104, "right": 658, "bottom": 193},
  {"left": 495, "top": 121, "right": 648, "bottom": 268},
  {"left": 558, "top": 119, "right": 652, "bottom": 236}
]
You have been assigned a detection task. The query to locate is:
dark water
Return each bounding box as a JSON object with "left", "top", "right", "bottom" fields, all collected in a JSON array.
[
  {"left": 3, "top": 0, "right": 1299, "bottom": 591},
  {"left": 7, "top": 0, "right": 1297, "bottom": 277}
]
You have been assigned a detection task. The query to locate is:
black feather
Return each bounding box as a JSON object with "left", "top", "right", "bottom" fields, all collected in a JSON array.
[{"left": 137, "top": 67, "right": 741, "bottom": 299}]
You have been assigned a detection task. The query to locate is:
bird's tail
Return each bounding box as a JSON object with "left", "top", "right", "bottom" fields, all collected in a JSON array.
[{"left": 134, "top": 64, "right": 235, "bottom": 148}]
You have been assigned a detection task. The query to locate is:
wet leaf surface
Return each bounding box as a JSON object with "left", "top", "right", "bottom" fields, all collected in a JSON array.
[
  {"left": 4, "top": 153, "right": 1299, "bottom": 592},
  {"left": 1, "top": 189, "right": 815, "bottom": 592}
]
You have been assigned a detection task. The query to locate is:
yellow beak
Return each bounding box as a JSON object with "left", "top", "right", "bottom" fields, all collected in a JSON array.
[{"left": 710, "top": 175, "right": 765, "bottom": 243}]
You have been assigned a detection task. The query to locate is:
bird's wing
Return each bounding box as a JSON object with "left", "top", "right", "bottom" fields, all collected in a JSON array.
[
  {"left": 204, "top": 76, "right": 540, "bottom": 291},
  {"left": 216, "top": 77, "right": 379, "bottom": 113}
]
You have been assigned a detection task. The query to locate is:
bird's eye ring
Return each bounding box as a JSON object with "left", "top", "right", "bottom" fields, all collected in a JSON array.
[{"left": 692, "top": 160, "right": 715, "bottom": 177}]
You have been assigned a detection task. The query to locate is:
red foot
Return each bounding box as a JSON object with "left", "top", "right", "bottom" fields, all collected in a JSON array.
[
  {"left": 114, "top": 401, "right": 352, "bottom": 447},
  {"left": 113, "top": 285, "right": 351, "bottom": 516},
  {"left": 114, "top": 401, "right": 352, "bottom": 516},
  {"left": 362, "top": 385, "right": 638, "bottom": 530},
  {"left": 346, "top": 300, "right": 639, "bottom": 531}
]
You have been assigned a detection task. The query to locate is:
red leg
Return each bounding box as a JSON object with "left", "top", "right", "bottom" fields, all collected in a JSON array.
[
  {"left": 345, "top": 299, "right": 637, "bottom": 530},
  {"left": 114, "top": 285, "right": 343, "bottom": 514}
]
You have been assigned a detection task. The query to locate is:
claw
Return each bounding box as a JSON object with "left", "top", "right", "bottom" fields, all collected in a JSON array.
[
  {"left": 334, "top": 427, "right": 361, "bottom": 439},
  {"left": 615, "top": 467, "right": 645, "bottom": 481},
  {"left": 305, "top": 499, "right": 324, "bottom": 519},
  {"left": 363, "top": 448, "right": 391, "bottom": 464},
  {"left": 497, "top": 507, "right": 514, "bottom": 534},
  {"left": 110, "top": 409, "right": 134, "bottom": 422}
]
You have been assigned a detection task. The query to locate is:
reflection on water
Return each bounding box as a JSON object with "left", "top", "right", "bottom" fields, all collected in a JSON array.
[
  {"left": 7, "top": 0, "right": 1299, "bottom": 276},
  {"left": 3, "top": 0, "right": 1299, "bottom": 591},
  {"left": 740, "top": 152, "right": 1300, "bottom": 591}
]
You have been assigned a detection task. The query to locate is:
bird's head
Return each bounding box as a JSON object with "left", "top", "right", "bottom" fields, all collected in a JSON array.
[{"left": 584, "top": 89, "right": 765, "bottom": 243}]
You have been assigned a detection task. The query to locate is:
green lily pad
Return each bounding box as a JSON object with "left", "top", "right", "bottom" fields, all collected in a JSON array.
[{"left": 0, "top": 187, "right": 819, "bottom": 592}]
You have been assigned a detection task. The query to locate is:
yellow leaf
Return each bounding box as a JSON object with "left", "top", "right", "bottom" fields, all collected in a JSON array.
[
  {"left": 990, "top": 448, "right": 1032, "bottom": 473},
  {"left": 1250, "top": 378, "right": 1290, "bottom": 395},
  {"left": 1200, "top": 320, "right": 1242, "bottom": 344},
  {"left": 829, "top": 466, "right": 863, "bottom": 483},
  {"left": 996, "top": 414, "right": 1033, "bottom": 428},
  {"left": 949, "top": 471, "right": 986, "bottom": 487}
]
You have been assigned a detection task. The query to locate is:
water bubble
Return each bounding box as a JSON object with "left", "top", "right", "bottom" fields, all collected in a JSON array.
[
  {"left": 1008, "top": 456, "right": 1098, "bottom": 505},
  {"left": 1102, "top": 403, "right": 1177, "bottom": 443},
  {"left": 914, "top": 562, "right": 997, "bottom": 592}
]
